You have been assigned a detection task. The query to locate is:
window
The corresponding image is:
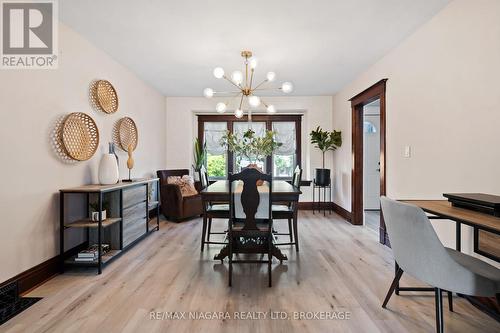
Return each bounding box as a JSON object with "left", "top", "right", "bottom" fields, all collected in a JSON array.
[
  {"left": 364, "top": 121, "right": 377, "bottom": 133},
  {"left": 203, "top": 122, "right": 227, "bottom": 178},
  {"left": 233, "top": 121, "right": 266, "bottom": 173},
  {"left": 198, "top": 115, "right": 301, "bottom": 179},
  {"left": 272, "top": 122, "right": 296, "bottom": 177}
]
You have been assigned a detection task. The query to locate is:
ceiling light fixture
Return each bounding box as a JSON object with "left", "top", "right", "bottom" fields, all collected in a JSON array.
[{"left": 203, "top": 50, "right": 292, "bottom": 120}]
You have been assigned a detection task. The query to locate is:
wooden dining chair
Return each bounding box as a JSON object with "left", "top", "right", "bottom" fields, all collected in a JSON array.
[
  {"left": 272, "top": 165, "right": 302, "bottom": 251},
  {"left": 199, "top": 165, "right": 229, "bottom": 251},
  {"left": 228, "top": 168, "right": 274, "bottom": 287}
]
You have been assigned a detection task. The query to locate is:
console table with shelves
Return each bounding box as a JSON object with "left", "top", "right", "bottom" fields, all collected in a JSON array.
[{"left": 59, "top": 178, "right": 160, "bottom": 274}]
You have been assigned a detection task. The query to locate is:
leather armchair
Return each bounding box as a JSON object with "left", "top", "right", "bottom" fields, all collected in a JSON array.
[{"left": 157, "top": 169, "right": 203, "bottom": 221}]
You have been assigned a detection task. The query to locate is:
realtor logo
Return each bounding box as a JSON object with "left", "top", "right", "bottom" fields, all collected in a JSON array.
[{"left": 1, "top": 0, "right": 58, "bottom": 69}]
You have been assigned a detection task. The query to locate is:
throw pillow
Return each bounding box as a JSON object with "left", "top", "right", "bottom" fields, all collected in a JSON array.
[{"left": 167, "top": 175, "right": 198, "bottom": 197}]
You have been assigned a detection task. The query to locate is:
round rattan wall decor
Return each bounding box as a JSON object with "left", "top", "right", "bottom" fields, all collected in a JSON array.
[
  {"left": 61, "top": 112, "right": 99, "bottom": 161},
  {"left": 117, "top": 117, "right": 138, "bottom": 151},
  {"left": 92, "top": 80, "right": 119, "bottom": 114}
]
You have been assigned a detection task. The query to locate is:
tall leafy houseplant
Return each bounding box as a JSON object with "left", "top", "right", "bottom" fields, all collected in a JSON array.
[
  {"left": 192, "top": 138, "right": 207, "bottom": 178},
  {"left": 309, "top": 126, "right": 342, "bottom": 186},
  {"left": 221, "top": 129, "right": 282, "bottom": 169}
]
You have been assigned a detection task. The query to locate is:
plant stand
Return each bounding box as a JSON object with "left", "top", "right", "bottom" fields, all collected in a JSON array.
[{"left": 312, "top": 178, "right": 332, "bottom": 216}]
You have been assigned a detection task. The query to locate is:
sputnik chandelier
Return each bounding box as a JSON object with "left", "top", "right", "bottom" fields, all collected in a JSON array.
[{"left": 203, "top": 50, "right": 293, "bottom": 119}]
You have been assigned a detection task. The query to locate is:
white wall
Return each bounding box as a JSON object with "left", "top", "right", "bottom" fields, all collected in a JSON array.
[
  {"left": 0, "top": 23, "right": 166, "bottom": 282},
  {"left": 165, "top": 96, "right": 335, "bottom": 201},
  {"left": 332, "top": 0, "right": 500, "bottom": 264}
]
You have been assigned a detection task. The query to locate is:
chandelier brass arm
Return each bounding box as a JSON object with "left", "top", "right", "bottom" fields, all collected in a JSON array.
[
  {"left": 203, "top": 50, "right": 293, "bottom": 118},
  {"left": 212, "top": 90, "right": 241, "bottom": 95},
  {"left": 222, "top": 76, "right": 242, "bottom": 90}
]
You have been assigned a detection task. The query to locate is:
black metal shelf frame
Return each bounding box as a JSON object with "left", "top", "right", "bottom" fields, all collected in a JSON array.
[
  {"left": 59, "top": 180, "right": 160, "bottom": 274},
  {"left": 312, "top": 179, "right": 332, "bottom": 216}
]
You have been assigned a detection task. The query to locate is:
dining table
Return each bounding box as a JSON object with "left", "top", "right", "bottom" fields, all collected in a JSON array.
[{"left": 200, "top": 180, "right": 302, "bottom": 261}]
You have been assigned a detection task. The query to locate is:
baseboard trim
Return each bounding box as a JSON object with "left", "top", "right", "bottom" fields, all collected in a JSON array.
[
  {"left": 332, "top": 202, "right": 352, "bottom": 222},
  {"left": 0, "top": 243, "right": 86, "bottom": 295},
  {"left": 297, "top": 202, "right": 330, "bottom": 210},
  {"left": 298, "top": 202, "right": 352, "bottom": 222}
]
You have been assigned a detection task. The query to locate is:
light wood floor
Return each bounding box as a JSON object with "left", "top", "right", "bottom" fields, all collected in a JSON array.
[
  {"left": 3, "top": 212, "right": 499, "bottom": 333},
  {"left": 364, "top": 210, "right": 380, "bottom": 234}
]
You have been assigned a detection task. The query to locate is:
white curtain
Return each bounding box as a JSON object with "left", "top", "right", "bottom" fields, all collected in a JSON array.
[
  {"left": 204, "top": 122, "right": 227, "bottom": 155},
  {"left": 273, "top": 122, "right": 296, "bottom": 155},
  {"left": 233, "top": 122, "right": 266, "bottom": 137}
]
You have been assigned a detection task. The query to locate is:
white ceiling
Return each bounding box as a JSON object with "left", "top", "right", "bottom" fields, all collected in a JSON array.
[{"left": 60, "top": 0, "right": 450, "bottom": 96}]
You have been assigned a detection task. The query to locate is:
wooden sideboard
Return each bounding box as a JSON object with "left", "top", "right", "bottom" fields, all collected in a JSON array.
[{"left": 59, "top": 178, "right": 160, "bottom": 274}]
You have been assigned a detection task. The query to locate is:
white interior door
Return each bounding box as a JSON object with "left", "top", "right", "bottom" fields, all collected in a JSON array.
[{"left": 363, "top": 115, "right": 380, "bottom": 210}]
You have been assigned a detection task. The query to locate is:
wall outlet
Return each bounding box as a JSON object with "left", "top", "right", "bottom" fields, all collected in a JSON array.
[{"left": 404, "top": 145, "right": 411, "bottom": 158}]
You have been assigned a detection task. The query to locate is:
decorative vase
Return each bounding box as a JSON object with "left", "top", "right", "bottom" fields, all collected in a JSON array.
[
  {"left": 98, "top": 153, "right": 119, "bottom": 185},
  {"left": 108, "top": 142, "right": 119, "bottom": 169},
  {"left": 315, "top": 168, "right": 331, "bottom": 186}
]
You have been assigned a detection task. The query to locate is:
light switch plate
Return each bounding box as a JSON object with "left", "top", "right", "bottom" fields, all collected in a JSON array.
[{"left": 404, "top": 145, "right": 411, "bottom": 158}]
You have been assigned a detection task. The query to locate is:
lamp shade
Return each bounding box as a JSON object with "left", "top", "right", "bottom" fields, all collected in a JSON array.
[
  {"left": 216, "top": 102, "right": 227, "bottom": 113},
  {"left": 203, "top": 88, "right": 214, "bottom": 98},
  {"left": 248, "top": 95, "right": 261, "bottom": 108},
  {"left": 235, "top": 109, "right": 244, "bottom": 118},
  {"left": 213, "top": 67, "right": 224, "bottom": 79},
  {"left": 266, "top": 71, "right": 276, "bottom": 82},
  {"left": 281, "top": 82, "right": 293, "bottom": 93},
  {"left": 249, "top": 57, "right": 258, "bottom": 69},
  {"left": 266, "top": 105, "right": 276, "bottom": 114},
  {"left": 231, "top": 71, "right": 243, "bottom": 85}
]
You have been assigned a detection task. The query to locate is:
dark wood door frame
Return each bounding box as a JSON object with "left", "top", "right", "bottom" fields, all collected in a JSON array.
[{"left": 349, "top": 79, "right": 388, "bottom": 245}]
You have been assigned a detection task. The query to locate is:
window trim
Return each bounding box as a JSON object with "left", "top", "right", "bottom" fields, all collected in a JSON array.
[{"left": 198, "top": 114, "right": 302, "bottom": 179}]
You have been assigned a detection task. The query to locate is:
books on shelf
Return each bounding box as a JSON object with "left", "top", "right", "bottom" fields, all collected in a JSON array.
[
  {"left": 74, "top": 257, "right": 96, "bottom": 262},
  {"left": 75, "top": 244, "right": 111, "bottom": 261}
]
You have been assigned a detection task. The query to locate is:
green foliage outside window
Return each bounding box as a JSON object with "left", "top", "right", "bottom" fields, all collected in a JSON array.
[
  {"left": 207, "top": 154, "right": 226, "bottom": 177},
  {"left": 274, "top": 155, "right": 293, "bottom": 177}
]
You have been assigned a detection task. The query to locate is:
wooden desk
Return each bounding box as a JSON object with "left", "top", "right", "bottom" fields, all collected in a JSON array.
[
  {"left": 402, "top": 200, "right": 500, "bottom": 261},
  {"left": 401, "top": 200, "right": 500, "bottom": 321}
]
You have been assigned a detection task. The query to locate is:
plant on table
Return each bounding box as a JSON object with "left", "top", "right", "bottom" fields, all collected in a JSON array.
[{"left": 221, "top": 129, "right": 282, "bottom": 169}]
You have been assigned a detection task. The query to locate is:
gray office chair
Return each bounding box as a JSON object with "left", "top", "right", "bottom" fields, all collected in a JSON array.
[{"left": 380, "top": 196, "right": 500, "bottom": 333}]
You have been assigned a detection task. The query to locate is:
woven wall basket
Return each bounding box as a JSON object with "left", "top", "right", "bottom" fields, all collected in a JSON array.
[
  {"left": 92, "top": 80, "right": 119, "bottom": 114},
  {"left": 117, "top": 117, "right": 138, "bottom": 152},
  {"left": 61, "top": 112, "right": 99, "bottom": 161}
]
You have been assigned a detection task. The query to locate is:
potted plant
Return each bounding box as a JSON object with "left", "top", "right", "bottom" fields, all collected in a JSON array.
[
  {"left": 192, "top": 138, "right": 207, "bottom": 180},
  {"left": 89, "top": 201, "right": 110, "bottom": 221},
  {"left": 221, "top": 128, "right": 282, "bottom": 175},
  {"left": 309, "top": 126, "right": 342, "bottom": 186}
]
